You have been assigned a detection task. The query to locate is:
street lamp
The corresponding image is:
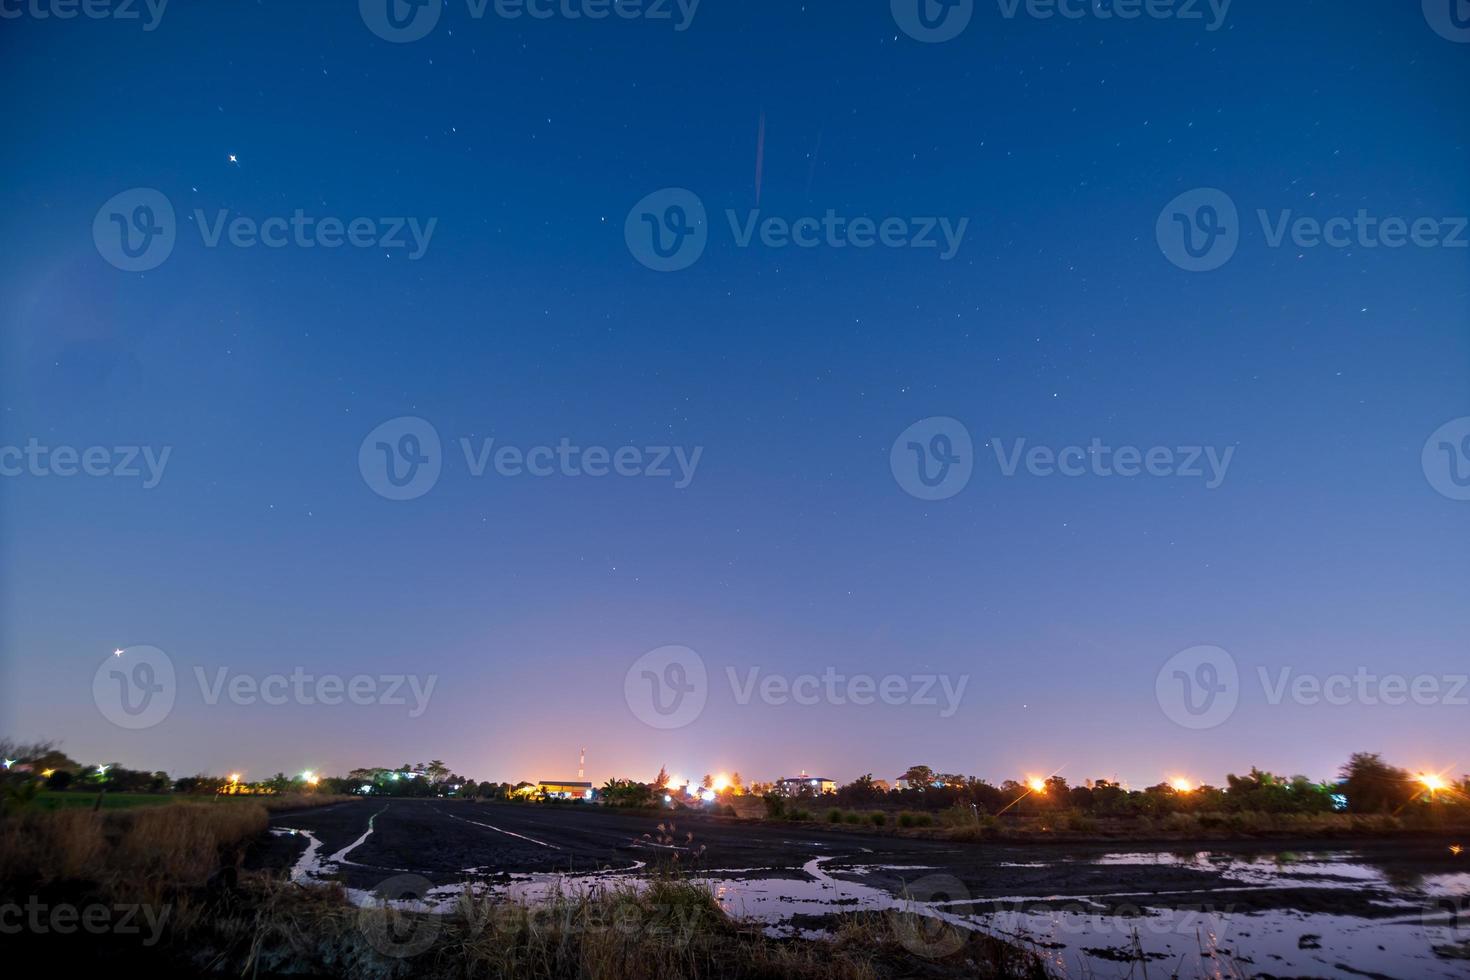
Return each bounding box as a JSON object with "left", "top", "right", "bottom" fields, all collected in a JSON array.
[{"left": 1419, "top": 773, "right": 1447, "bottom": 798}]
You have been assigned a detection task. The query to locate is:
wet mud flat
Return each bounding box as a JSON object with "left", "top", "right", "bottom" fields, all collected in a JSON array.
[{"left": 251, "top": 799, "right": 1470, "bottom": 977}]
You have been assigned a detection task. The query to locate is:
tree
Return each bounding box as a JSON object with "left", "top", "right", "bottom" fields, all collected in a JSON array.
[
  {"left": 601, "top": 779, "right": 653, "bottom": 808},
  {"left": 426, "top": 760, "right": 450, "bottom": 784},
  {"left": 1338, "top": 753, "right": 1413, "bottom": 814},
  {"left": 899, "top": 765, "right": 935, "bottom": 789},
  {"left": 837, "top": 774, "right": 885, "bottom": 807},
  {"left": 654, "top": 766, "right": 670, "bottom": 791}
]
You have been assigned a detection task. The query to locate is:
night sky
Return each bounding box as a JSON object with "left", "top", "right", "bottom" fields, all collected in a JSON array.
[{"left": 1, "top": 0, "right": 1467, "bottom": 789}]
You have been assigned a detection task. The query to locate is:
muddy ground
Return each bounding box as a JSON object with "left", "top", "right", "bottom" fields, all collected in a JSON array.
[{"left": 249, "top": 797, "right": 1464, "bottom": 917}]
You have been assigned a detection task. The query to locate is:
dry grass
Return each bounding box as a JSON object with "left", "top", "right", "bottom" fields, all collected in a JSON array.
[
  {"left": 191, "top": 872, "right": 1040, "bottom": 980},
  {"left": 0, "top": 803, "right": 1052, "bottom": 979},
  {"left": 0, "top": 801, "right": 267, "bottom": 907}
]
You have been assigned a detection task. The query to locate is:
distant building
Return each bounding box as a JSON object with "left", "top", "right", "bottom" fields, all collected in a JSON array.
[
  {"left": 774, "top": 771, "right": 836, "bottom": 796},
  {"left": 538, "top": 780, "right": 593, "bottom": 800}
]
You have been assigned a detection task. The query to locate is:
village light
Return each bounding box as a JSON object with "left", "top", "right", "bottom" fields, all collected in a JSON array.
[
  {"left": 1419, "top": 773, "right": 1447, "bottom": 795},
  {"left": 229, "top": 773, "right": 241, "bottom": 783},
  {"left": 1, "top": 759, "right": 15, "bottom": 770},
  {"left": 1027, "top": 777, "right": 1047, "bottom": 794},
  {"left": 1170, "top": 778, "right": 1195, "bottom": 793}
]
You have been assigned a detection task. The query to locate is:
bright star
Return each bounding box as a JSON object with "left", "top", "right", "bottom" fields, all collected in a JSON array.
[
  {"left": 228, "top": 153, "right": 238, "bottom": 164},
  {"left": 113, "top": 648, "right": 124, "bottom": 657}
]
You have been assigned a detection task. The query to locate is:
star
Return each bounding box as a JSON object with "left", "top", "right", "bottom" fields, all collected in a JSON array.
[
  {"left": 113, "top": 648, "right": 124, "bottom": 657},
  {"left": 227, "top": 153, "right": 239, "bottom": 165}
]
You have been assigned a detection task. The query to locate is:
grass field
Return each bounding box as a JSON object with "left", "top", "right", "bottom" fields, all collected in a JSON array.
[
  {"left": 29, "top": 791, "right": 347, "bottom": 811},
  {"left": 32, "top": 791, "right": 186, "bottom": 811}
]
